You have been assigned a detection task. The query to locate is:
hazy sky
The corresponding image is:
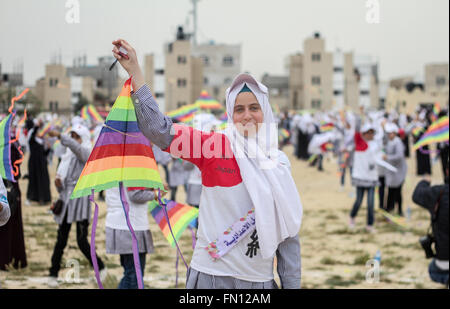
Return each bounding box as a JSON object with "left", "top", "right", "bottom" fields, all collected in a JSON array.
[{"left": 1, "top": 0, "right": 448, "bottom": 86}]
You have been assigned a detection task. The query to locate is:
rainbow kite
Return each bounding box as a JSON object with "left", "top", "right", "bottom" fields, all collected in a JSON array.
[
  {"left": 432, "top": 102, "right": 441, "bottom": 122},
  {"left": 0, "top": 114, "right": 14, "bottom": 182},
  {"left": 194, "top": 90, "right": 223, "bottom": 110},
  {"left": 413, "top": 116, "right": 449, "bottom": 151},
  {"left": 81, "top": 105, "right": 104, "bottom": 123},
  {"left": 71, "top": 77, "right": 164, "bottom": 289},
  {"left": 37, "top": 122, "right": 53, "bottom": 138},
  {"left": 279, "top": 128, "right": 290, "bottom": 140},
  {"left": 148, "top": 199, "right": 199, "bottom": 248},
  {"left": 1, "top": 89, "right": 29, "bottom": 182},
  {"left": 166, "top": 104, "right": 198, "bottom": 123},
  {"left": 320, "top": 123, "right": 334, "bottom": 133},
  {"left": 412, "top": 126, "right": 424, "bottom": 137}
]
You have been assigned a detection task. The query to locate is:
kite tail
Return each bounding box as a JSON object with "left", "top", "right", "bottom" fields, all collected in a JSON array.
[
  {"left": 157, "top": 189, "right": 188, "bottom": 269},
  {"left": 89, "top": 190, "right": 104, "bottom": 289},
  {"left": 12, "top": 145, "right": 24, "bottom": 177},
  {"left": 175, "top": 250, "right": 179, "bottom": 288},
  {"left": 119, "top": 182, "right": 144, "bottom": 289}
]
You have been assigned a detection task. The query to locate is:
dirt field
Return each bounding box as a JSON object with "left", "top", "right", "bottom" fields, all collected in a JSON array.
[{"left": 0, "top": 144, "right": 446, "bottom": 289}]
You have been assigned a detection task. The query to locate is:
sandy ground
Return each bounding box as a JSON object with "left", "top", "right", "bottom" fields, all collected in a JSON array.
[{"left": 0, "top": 144, "right": 446, "bottom": 289}]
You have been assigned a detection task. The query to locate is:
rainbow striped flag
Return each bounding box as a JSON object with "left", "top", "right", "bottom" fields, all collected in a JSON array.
[
  {"left": 149, "top": 199, "right": 199, "bottom": 248},
  {"left": 413, "top": 116, "right": 449, "bottom": 151},
  {"left": 194, "top": 90, "right": 223, "bottom": 110},
  {"left": 71, "top": 77, "right": 164, "bottom": 199},
  {"left": 0, "top": 114, "right": 15, "bottom": 182}
]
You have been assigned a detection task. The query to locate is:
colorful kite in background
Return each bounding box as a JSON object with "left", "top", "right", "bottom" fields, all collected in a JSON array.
[
  {"left": 431, "top": 102, "right": 441, "bottom": 122},
  {"left": 0, "top": 88, "right": 29, "bottom": 182},
  {"left": 413, "top": 116, "right": 449, "bottom": 151},
  {"left": 194, "top": 90, "right": 223, "bottom": 110},
  {"left": 148, "top": 199, "right": 199, "bottom": 248},
  {"left": 71, "top": 77, "right": 164, "bottom": 289},
  {"left": 166, "top": 104, "right": 198, "bottom": 124},
  {"left": 320, "top": 123, "right": 334, "bottom": 133},
  {"left": 0, "top": 114, "right": 15, "bottom": 182},
  {"left": 81, "top": 104, "right": 104, "bottom": 123}
]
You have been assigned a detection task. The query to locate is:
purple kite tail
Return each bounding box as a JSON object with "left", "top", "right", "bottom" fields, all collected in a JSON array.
[
  {"left": 89, "top": 190, "right": 104, "bottom": 289},
  {"left": 157, "top": 189, "right": 188, "bottom": 269},
  {"left": 175, "top": 250, "right": 179, "bottom": 288},
  {"left": 119, "top": 182, "right": 144, "bottom": 289}
]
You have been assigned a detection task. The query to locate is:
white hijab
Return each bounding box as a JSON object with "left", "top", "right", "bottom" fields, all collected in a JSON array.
[
  {"left": 57, "top": 124, "right": 92, "bottom": 180},
  {"left": 223, "top": 73, "right": 303, "bottom": 259}
]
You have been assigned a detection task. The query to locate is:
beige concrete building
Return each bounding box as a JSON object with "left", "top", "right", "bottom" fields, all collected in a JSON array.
[
  {"left": 164, "top": 28, "right": 204, "bottom": 111},
  {"left": 303, "top": 33, "right": 333, "bottom": 111},
  {"left": 192, "top": 42, "right": 241, "bottom": 105},
  {"left": 288, "top": 33, "right": 379, "bottom": 112},
  {"left": 33, "top": 64, "right": 95, "bottom": 114},
  {"left": 425, "top": 63, "right": 449, "bottom": 94},
  {"left": 144, "top": 54, "right": 154, "bottom": 88},
  {"left": 385, "top": 63, "right": 449, "bottom": 115}
]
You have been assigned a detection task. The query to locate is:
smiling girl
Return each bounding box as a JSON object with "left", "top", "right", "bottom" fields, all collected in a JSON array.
[{"left": 112, "top": 39, "right": 303, "bottom": 289}]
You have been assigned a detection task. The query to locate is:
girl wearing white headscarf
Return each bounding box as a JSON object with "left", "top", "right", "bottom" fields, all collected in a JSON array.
[{"left": 46, "top": 124, "right": 106, "bottom": 287}]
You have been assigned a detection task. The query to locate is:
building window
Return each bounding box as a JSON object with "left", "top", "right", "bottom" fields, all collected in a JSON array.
[
  {"left": 204, "top": 77, "right": 209, "bottom": 85},
  {"left": 201, "top": 55, "right": 209, "bottom": 66},
  {"left": 436, "top": 76, "right": 446, "bottom": 86},
  {"left": 155, "top": 92, "right": 164, "bottom": 98},
  {"left": 333, "top": 90, "right": 342, "bottom": 96},
  {"left": 97, "top": 79, "right": 103, "bottom": 87},
  {"left": 177, "top": 101, "right": 187, "bottom": 108},
  {"left": 177, "top": 78, "right": 187, "bottom": 87},
  {"left": 155, "top": 69, "right": 164, "bottom": 75},
  {"left": 360, "top": 90, "right": 370, "bottom": 96},
  {"left": 177, "top": 56, "right": 187, "bottom": 64},
  {"left": 49, "top": 79, "right": 53, "bottom": 87},
  {"left": 312, "top": 76, "right": 321, "bottom": 85},
  {"left": 49, "top": 101, "right": 53, "bottom": 111},
  {"left": 54, "top": 78, "right": 58, "bottom": 87},
  {"left": 223, "top": 56, "right": 234, "bottom": 67},
  {"left": 312, "top": 53, "right": 321, "bottom": 62},
  {"left": 55, "top": 101, "right": 59, "bottom": 111},
  {"left": 333, "top": 67, "right": 343, "bottom": 72},
  {"left": 311, "top": 99, "right": 322, "bottom": 109}
]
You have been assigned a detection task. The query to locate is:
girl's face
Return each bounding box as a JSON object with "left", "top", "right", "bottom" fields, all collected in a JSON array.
[
  {"left": 70, "top": 132, "right": 82, "bottom": 144},
  {"left": 362, "top": 130, "right": 375, "bottom": 141},
  {"left": 388, "top": 132, "right": 396, "bottom": 140},
  {"left": 232, "top": 92, "right": 264, "bottom": 137}
]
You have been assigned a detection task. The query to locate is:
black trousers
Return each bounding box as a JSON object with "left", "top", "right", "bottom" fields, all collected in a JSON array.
[
  {"left": 387, "top": 185, "right": 403, "bottom": 215},
  {"left": 378, "top": 176, "right": 386, "bottom": 210},
  {"left": 49, "top": 215, "right": 105, "bottom": 277}
]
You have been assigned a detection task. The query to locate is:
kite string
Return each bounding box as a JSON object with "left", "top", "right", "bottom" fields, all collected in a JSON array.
[
  {"left": 89, "top": 190, "right": 104, "bottom": 289},
  {"left": 102, "top": 124, "right": 140, "bottom": 138},
  {"left": 119, "top": 182, "right": 144, "bottom": 289}
]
